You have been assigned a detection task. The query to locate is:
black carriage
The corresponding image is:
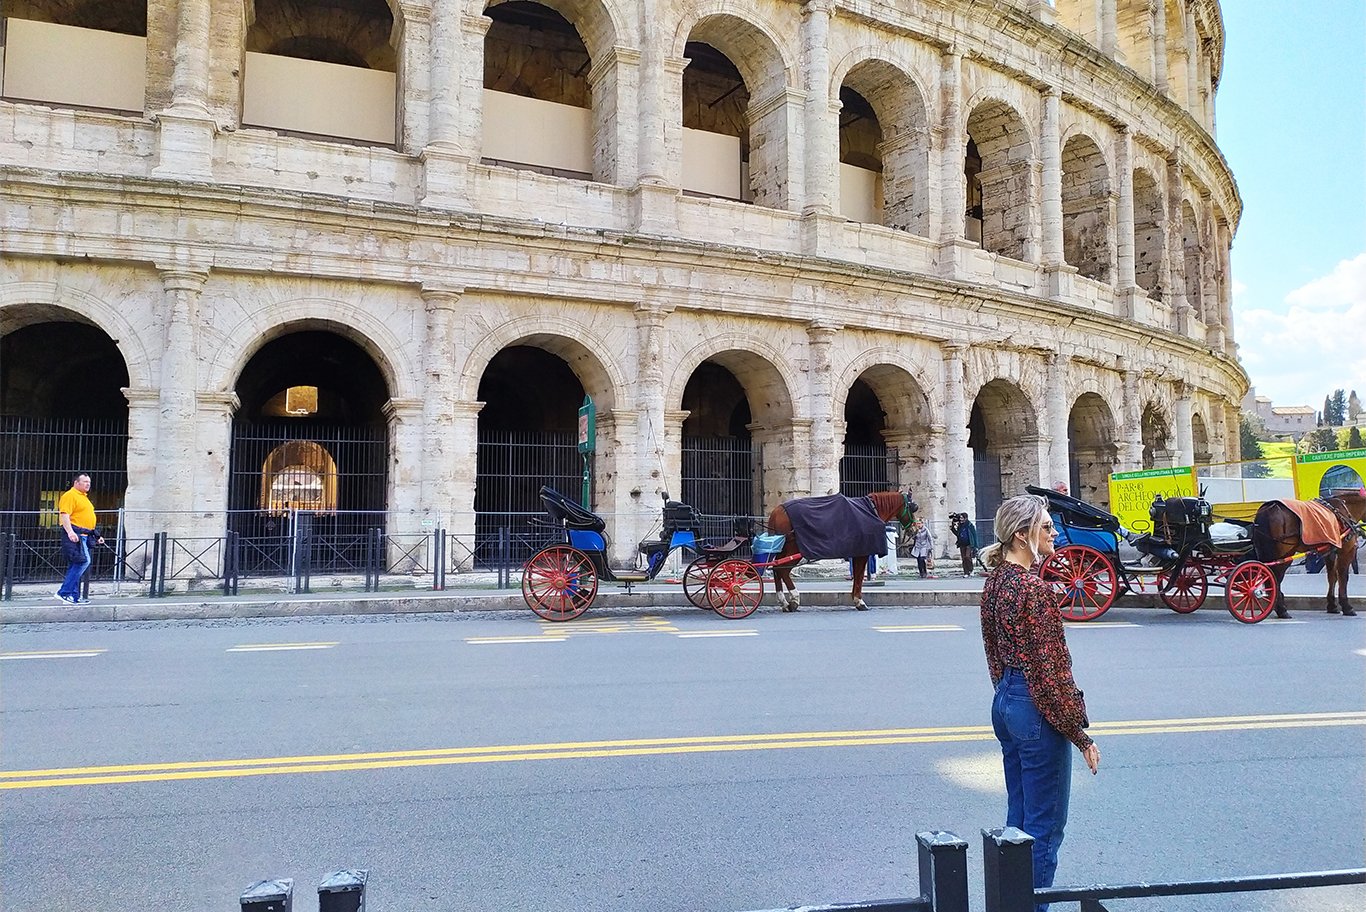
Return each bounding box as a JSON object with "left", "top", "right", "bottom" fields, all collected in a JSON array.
[
  {"left": 1027, "top": 485, "right": 1280, "bottom": 624},
  {"left": 520, "top": 486, "right": 757, "bottom": 621}
]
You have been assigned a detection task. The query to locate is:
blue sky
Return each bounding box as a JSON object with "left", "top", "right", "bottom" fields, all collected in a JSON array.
[{"left": 1216, "top": 1, "right": 1366, "bottom": 410}]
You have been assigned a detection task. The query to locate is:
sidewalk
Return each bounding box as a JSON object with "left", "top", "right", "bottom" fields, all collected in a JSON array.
[{"left": 2, "top": 564, "right": 1360, "bottom": 624}]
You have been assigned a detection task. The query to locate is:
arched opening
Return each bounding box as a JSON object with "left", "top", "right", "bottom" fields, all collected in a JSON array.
[
  {"left": 1, "top": 0, "right": 148, "bottom": 113},
  {"left": 482, "top": 2, "right": 595, "bottom": 181},
  {"left": 1133, "top": 168, "right": 1165, "bottom": 299},
  {"left": 1067, "top": 392, "right": 1118, "bottom": 509},
  {"left": 1165, "top": 2, "right": 1189, "bottom": 107},
  {"left": 838, "top": 364, "right": 934, "bottom": 508},
  {"left": 965, "top": 101, "right": 1034, "bottom": 261},
  {"left": 0, "top": 318, "right": 131, "bottom": 569},
  {"left": 1141, "top": 402, "right": 1173, "bottom": 469},
  {"left": 243, "top": 0, "right": 398, "bottom": 145},
  {"left": 1181, "top": 200, "right": 1203, "bottom": 321},
  {"left": 1191, "top": 412, "right": 1211, "bottom": 465},
  {"left": 681, "top": 361, "right": 755, "bottom": 518},
  {"left": 475, "top": 344, "right": 587, "bottom": 564},
  {"left": 681, "top": 16, "right": 789, "bottom": 208},
  {"left": 1061, "top": 133, "right": 1113, "bottom": 283},
  {"left": 840, "top": 60, "right": 930, "bottom": 234},
  {"left": 228, "top": 330, "right": 391, "bottom": 574},
  {"left": 839, "top": 378, "right": 892, "bottom": 496},
  {"left": 969, "top": 380, "right": 1040, "bottom": 520},
  {"left": 680, "top": 40, "right": 750, "bottom": 202}
]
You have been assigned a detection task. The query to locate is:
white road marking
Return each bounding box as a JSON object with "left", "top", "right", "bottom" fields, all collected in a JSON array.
[
  {"left": 0, "top": 649, "right": 106, "bottom": 660},
  {"left": 936, "top": 753, "right": 1006, "bottom": 796},
  {"left": 676, "top": 630, "right": 759, "bottom": 638},
  {"left": 227, "top": 642, "right": 338, "bottom": 652},
  {"left": 1066, "top": 622, "right": 1141, "bottom": 629},
  {"left": 1245, "top": 619, "right": 1306, "bottom": 625},
  {"left": 1354, "top": 649, "right": 1366, "bottom": 657},
  {"left": 873, "top": 625, "right": 964, "bottom": 633},
  {"left": 466, "top": 636, "right": 567, "bottom": 645}
]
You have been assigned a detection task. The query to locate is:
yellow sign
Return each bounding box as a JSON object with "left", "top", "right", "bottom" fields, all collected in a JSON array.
[
  {"left": 1107, "top": 466, "right": 1198, "bottom": 533},
  {"left": 1293, "top": 448, "right": 1366, "bottom": 499}
]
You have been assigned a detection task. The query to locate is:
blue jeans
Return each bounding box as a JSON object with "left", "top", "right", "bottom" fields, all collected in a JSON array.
[
  {"left": 58, "top": 534, "right": 91, "bottom": 600},
  {"left": 992, "top": 667, "right": 1073, "bottom": 912}
]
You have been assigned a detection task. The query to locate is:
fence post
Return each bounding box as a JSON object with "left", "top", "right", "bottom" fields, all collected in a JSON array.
[
  {"left": 148, "top": 531, "right": 162, "bottom": 598},
  {"left": 432, "top": 528, "right": 447, "bottom": 591},
  {"left": 363, "top": 527, "right": 375, "bottom": 592},
  {"left": 982, "top": 827, "right": 1036, "bottom": 912},
  {"left": 300, "top": 514, "right": 312, "bottom": 595},
  {"left": 916, "top": 830, "right": 969, "bottom": 912},
  {"left": 114, "top": 507, "right": 125, "bottom": 594},
  {"left": 499, "top": 526, "right": 511, "bottom": 589},
  {"left": 157, "top": 531, "right": 169, "bottom": 597},
  {"left": 0, "top": 532, "right": 13, "bottom": 601}
]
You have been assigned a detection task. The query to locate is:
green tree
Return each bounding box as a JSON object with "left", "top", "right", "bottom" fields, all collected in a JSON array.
[
  {"left": 1306, "top": 428, "right": 1339, "bottom": 453},
  {"left": 1239, "top": 413, "right": 1271, "bottom": 477},
  {"left": 1350, "top": 426, "right": 1364, "bottom": 449},
  {"left": 1322, "top": 396, "right": 1330, "bottom": 426},
  {"left": 1328, "top": 389, "right": 1348, "bottom": 426}
]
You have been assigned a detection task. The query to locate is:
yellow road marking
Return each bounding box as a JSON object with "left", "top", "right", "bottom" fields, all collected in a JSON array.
[
  {"left": 0, "top": 649, "right": 106, "bottom": 660},
  {"left": 533, "top": 617, "right": 678, "bottom": 636},
  {"left": 227, "top": 642, "right": 338, "bottom": 652},
  {"left": 2, "top": 711, "right": 1361, "bottom": 791}
]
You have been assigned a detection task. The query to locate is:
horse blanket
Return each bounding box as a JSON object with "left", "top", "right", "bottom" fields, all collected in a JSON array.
[
  {"left": 782, "top": 494, "right": 888, "bottom": 561},
  {"left": 1273, "top": 499, "right": 1345, "bottom": 549}
]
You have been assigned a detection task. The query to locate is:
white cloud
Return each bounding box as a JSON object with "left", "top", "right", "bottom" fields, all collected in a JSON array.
[{"left": 1236, "top": 253, "right": 1366, "bottom": 408}]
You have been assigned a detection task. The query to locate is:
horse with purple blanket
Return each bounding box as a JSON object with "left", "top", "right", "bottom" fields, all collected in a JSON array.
[{"left": 764, "top": 490, "right": 918, "bottom": 611}]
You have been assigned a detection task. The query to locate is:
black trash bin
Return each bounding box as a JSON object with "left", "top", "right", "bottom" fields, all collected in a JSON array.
[
  {"left": 240, "top": 879, "right": 292, "bottom": 912},
  {"left": 318, "top": 869, "right": 368, "bottom": 912}
]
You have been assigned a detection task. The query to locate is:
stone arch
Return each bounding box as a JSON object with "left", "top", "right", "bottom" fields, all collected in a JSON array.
[
  {"left": 1133, "top": 167, "right": 1165, "bottom": 299},
  {"left": 968, "top": 378, "right": 1041, "bottom": 520},
  {"left": 1141, "top": 400, "right": 1174, "bottom": 468},
  {"left": 0, "top": 283, "right": 153, "bottom": 389},
  {"left": 1181, "top": 199, "right": 1203, "bottom": 322},
  {"left": 836, "top": 55, "right": 932, "bottom": 235},
  {"left": 670, "top": 338, "right": 797, "bottom": 431},
  {"left": 484, "top": 0, "right": 630, "bottom": 64},
  {"left": 1060, "top": 131, "right": 1114, "bottom": 283},
  {"left": 1067, "top": 391, "right": 1119, "bottom": 508},
  {"left": 247, "top": 0, "right": 398, "bottom": 71},
  {"left": 965, "top": 97, "right": 1036, "bottom": 262},
  {"left": 459, "top": 316, "right": 627, "bottom": 414},
  {"left": 1191, "top": 410, "right": 1211, "bottom": 464},
  {"left": 5, "top": 0, "right": 147, "bottom": 35},
  {"left": 833, "top": 353, "right": 936, "bottom": 503},
  {"left": 676, "top": 9, "right": 795, "bottom": 209}
]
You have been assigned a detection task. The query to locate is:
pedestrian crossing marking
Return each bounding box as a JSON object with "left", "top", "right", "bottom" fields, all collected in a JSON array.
[
  {"left": 227, "top": 642, "right": 338, "bottom": 652},
  {"left": 0, "top": 649, "right": 106, "bottom": 660}
]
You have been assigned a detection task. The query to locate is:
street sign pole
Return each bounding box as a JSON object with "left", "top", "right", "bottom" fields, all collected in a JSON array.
[{"left": 577, "top": 395, "right": 595, "bottom": 508}]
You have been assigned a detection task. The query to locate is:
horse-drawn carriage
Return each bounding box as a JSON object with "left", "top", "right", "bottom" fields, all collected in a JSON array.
[{"left": 1030, "top": 485, "right": 1282, "bottom": 624}]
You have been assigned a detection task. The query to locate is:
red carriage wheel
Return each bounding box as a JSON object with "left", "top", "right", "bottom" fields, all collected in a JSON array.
[
  {"left": 683, "top": 557, "right": 713, "bottom": 609},
  {"left": 521, "top": 545, "right": 598, "bottom": 621},
  {"left": 1038, "top": 545, "right": 1117, "bottom": 621},
  {"left": 706, "top": 559, "right": 763, "bottom": 620},
  {"left": 1225, "top": 561, "right": 1278, "bottom": 624},
  {"left": 1159, "top": 563, "right": 1208, "bottom": 613}
]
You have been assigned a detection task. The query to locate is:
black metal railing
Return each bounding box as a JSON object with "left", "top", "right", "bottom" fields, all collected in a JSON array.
[
  {"left": 982, "top": 827, "right": 1366, "bottom": 912},
  {"left": 0, "top": 415, "right": 128, "bottom": 519},
  {"left": 474, "top": 430, "right": 583, "bottom": 567},
  {"left": 682, "top": 434, "right": 756, "bottom": 518},
  {"left": 840, "top": 444, "right": 900, "bottom": 498}
]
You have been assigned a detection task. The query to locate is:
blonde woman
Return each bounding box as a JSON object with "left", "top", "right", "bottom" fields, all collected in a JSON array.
[{"left": 979, "top": 494, "right": 1101, "bottom": 911}]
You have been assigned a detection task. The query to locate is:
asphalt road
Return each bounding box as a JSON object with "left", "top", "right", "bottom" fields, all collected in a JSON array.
[{"left": 2, "top": 603, "right": 1363, "bottom": 912}]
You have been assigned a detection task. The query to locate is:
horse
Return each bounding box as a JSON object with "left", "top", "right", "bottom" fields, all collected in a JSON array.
[
  {"left": 1251, "top": 490, "right": 1365, "bottom": 617},
  {"left": 765, "top": 490, "right": 918, "bottom": 612}
]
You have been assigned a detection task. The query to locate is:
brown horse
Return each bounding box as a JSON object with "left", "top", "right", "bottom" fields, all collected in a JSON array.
[
  {"left": 1251, "top": 490, "right": 1365, "bottom": 617},
  {"left": 766, "top": 490, "right": 918, "bottom": 612}
]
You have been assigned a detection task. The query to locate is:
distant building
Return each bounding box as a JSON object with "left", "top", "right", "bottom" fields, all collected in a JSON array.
[{"left": 1243, "top": 389, "right": 1317, "bottom": 439}]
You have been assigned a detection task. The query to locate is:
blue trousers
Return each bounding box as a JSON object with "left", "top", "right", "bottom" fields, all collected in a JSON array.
[
  {"left": 58, "top": 534, "right": 91, "bottom": 600},
  {"left": 992, "top": 667, "right": 1073, "bottom": 912}
]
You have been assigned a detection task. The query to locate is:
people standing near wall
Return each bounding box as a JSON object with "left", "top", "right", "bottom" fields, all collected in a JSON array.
[
  {"left": 952, "top": 512, "right": 979, "bottom": 574},
  {"left": 979, "top": 493, "right": 1100, "bottom": 912},
  {"left": 56, "top": 473, "right": 104, "bottom": 604},
  {"left": 909, "top": 520, "right": 934, "bottom": 578}
]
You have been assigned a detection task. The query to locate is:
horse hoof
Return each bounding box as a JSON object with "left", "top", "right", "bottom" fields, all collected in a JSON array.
[
  {"left": 1328, "top": 605, "right": 1341, "bottom": 615},
  {"left": 1274, "top": 609, "right": 1292, "bottom": 619},
  {"left": 854, "top": 602, "right": 869, "bottom": 611},
  {"left": 1344, "top": 608, "right": 1358, "bottom": 617}
]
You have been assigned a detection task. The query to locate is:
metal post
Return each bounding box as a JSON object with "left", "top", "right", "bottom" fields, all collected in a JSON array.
[
  {"left": 157, "top": 531, "right": 169, "bottom": 597},
  {"left": 498, "top": 526, "right": 511, "bottom": 589},
  {"left": 148, "top": 531, "right": 162, "bottom": 598},
  {"left": 288, "top": 508, "right": 299, "bottom": 594},
  {"left": 300, "top": 514, "right": 312, "bottom": 595},
  {"left": 982, "top": 827, "right": 1036, "bottom": 912},
  {"left": 916, "top": 830, "right": 969, "bottom": 912},
  {"left": 363, "top": 527, "right": 375, "bottom": 592},
  {"left": 0, "top": 533, "right": 13, "bottom": 601},
  {"left": 114, "top": 507, "right": 126, "bottom": 593}
]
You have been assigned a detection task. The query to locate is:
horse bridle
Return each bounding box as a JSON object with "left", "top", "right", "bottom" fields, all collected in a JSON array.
[{"left": 898, "top": 492, "right": 917, "bottom": 528}]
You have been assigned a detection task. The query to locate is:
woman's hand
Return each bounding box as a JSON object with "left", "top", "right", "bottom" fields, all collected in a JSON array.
[{"left": 1082, "top": 742, "right": 1100, "bottom": 774}]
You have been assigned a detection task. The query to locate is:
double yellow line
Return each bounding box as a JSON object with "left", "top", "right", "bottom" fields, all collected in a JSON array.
[{"left": 2, "top": 711, "right": 1361, "bottom": 791}]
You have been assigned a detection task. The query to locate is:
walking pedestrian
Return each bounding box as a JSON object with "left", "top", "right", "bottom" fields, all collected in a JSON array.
[
  {"left": 56, "top": 473, "right": 104, "bottom": 604},
  {"left": 979, "top": 494, "right": 1100, "bottom": 912},
  {"left": 909, "top": 520, "right": 933, "bottom": 578}
]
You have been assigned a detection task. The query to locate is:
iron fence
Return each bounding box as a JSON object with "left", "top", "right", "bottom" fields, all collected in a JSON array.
[
  {"left": 682, "top": 435, "right": 755, "bottom": 518},
  {"left": 474, "top": 430, "right": 584, "bottom": 567},
  {"left": 0, "top": 416, "right": 128, "bottom": 525},
  {"left": 840, "top": 444, "right": 899, "bottom": 498}
]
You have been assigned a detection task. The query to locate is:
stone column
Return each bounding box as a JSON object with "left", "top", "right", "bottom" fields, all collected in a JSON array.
[
  {"left": 193, "top": 391, "right": 237, "bottom": 528},
  {"left": 394, "top": 2, "right": 431, "bottom": 153},
  {"left": 1210, "top": 401, "right": 1229, "bottom": 465},
  {"left": 1047, "top": 352, "right": 1071, "bottom": 489},
  {"left": 1115, "top": 128, "right": 1136, "bottom": 290},
  {"left": 1150, "top": 0, "right": 1169, "bottom": 94},
  {"left": 426, "top": 0, "right": 464, "bottom": 152},
  {"left": 662, "top": 409, "right": 691, "bottom": 506},
  {"left": 420, "top": 288, "right": 463, "bottom": 523},
  {"left": 1120, "top": 361, "right": 1144, "bottom": 470},
  {"left": 422, "top": 12, "right": 490, "bottom": 206},
  {"left": 801, "top": 0, "right": 836, "bottom": 216},
  {"left": 1218, "top": 224, "right": 1235, "bottom": 355},
  {"left": 634, "top": 54, "right": 688, "bottom": 233},
  {"left": 748, "top": 88, "right": 807, "bottom": 211},
  {"left": 941, "top": 343, "right": 975, "bottom": 519},
  {"left": 1184, "top": 7, "right": 1200, "bottom": 113},
  {"left": 807, "top": 322, "right": 840, "bottom": 495},
  {"left": 634, "top": 302, "right": 672, "bottom": 493},
  {"left": 153, "top": 0, "right": 215, "bottom": 178},
  {"left": 155, "top": 269, "right": 206, "bottom": 540},
  {"left": 937, "top": 49, "right": 965, "bottom": 245},
  {"left": 383, "top": 398, "right": 426, "bottom": 545},
  {"left": 1100, "top": 0, "right": 1119, "bottom": 58},
  {"left": 636, "top": 3, "right": 666, "bottom": 184},
  {"left": 1040, "top": 88, "right": 1067, "bottom": 299},
  {"left": 121, "top": 388, "right": 161, "bottom": 540},
  {"left": 588, "top": 47, "right": 640, "bottom": 186},
  {"left": 448, "top": 400, "right": 483, "bottom": 571},
  {"left": 1174, "top": 382, "right": 1194, "bottom": 466},
  {"left": 1165, "top": 154, "right": 1189, "bottom": 331}
]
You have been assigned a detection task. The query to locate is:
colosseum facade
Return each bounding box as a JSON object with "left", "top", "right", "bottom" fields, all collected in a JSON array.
[{"left": 0, "top": 0, "right": 1245, "bottom": 570}]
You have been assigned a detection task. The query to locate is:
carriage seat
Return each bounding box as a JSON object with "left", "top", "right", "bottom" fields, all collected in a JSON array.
[
  {"left": 701, "top": 536, "right": 749, "bottom": 560},
  {"left": 538, "top": 485, "right": 605, "bottom": 532}
]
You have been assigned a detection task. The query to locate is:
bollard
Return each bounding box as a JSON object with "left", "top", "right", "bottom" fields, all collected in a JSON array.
[
  {"left": 318, "top": 869, "right": 368, "bottom": 912},
  {"left": 916, "top": 830, "right": 969, "bottom": 912},
  {"left": 982, "top": 826, "right": 1035, "bottom": 912},
  {"left": 240, "top": 878, "right": 293, "bottom": 912}
]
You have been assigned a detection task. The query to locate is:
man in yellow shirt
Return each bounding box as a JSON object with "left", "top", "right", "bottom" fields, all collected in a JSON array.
[{"left": 57, "top": 473, "right": 103, "bottom": 604}]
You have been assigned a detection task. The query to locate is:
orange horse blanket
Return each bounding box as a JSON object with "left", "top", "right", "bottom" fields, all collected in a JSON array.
[{"left": 1273, "top": 499, "right": 1346, "bottom": 549}]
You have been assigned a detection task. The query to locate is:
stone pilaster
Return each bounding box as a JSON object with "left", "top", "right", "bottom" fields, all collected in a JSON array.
[
  {"left": 155, "top": 268, "right": 206, "bottom": 540},
  {"left": 595, "top": 407, "right": 642, "bottom": 565},
  {"left": 1040, "top": 87, "right": 1063, "bottom": 261},
  {"left": 121, "top": 387, "right": 161, "bottom": 540},
  {"left": 1173, "top": 382, "right": 1194, "bottom": 466},
  {"left": 937, "top": 49, "right": 965, "bottom": 245},
  {"left": 192, "top": 391, "right": 238, "bottom": 525},
  {"left": 422, "top": 13, "right": 489, "bottom": 207},
  {"left": 1115, "top": 128, "right": 1136, "bottom": 291},
  {"left": 383, "top": 397, "right": 426, "bottom": 541},
  {"left": 636, "top": 3, "right": 666, "bottom": 184},
  {"left": 801, "top": 0, "right": 836, "bottom": 216},
  {"left": 1151, "top": 0, "right": 1169, "bottom": 93},
  {"left": 661, "top": 409, "right": 691, "bottom": 505},
  {"left": 807, "top": 321, "right": 840, "bottom": 495},
  {"left": 634, "top": 302, "right": 671, "bottom": 494},
  {"left": 588, "top": 46, "right": 640, "bottom": 185},
  {"left": 1120, "top": 361, "right": 1144, "bottom": 470},
  {"left": 1100, "top": 0, "right": 1119, "bottom": 59},
  {"left": 1184, "top": 7, "right": 1200, "bottom": 113},
  {"left": 153, "top": 0, "right": 216, "bottom": 178},
  {"left": 1165, "top": 154, "right": 1189, "bottom": 331},
  {"left": 448, "top": 400, "right": 483, "bottom": 571},
  {"left": 941, "top": 343, "right": 975, "bottom": 520},
  {"left": 394, "top": 1, "right": 431, "bottom": 153},
  {"left": 420, "top": 288, "right": 463, "bottom": 522},
  {"left": 1047, "top": 352, "right": 1071, "bottom": 488}
]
